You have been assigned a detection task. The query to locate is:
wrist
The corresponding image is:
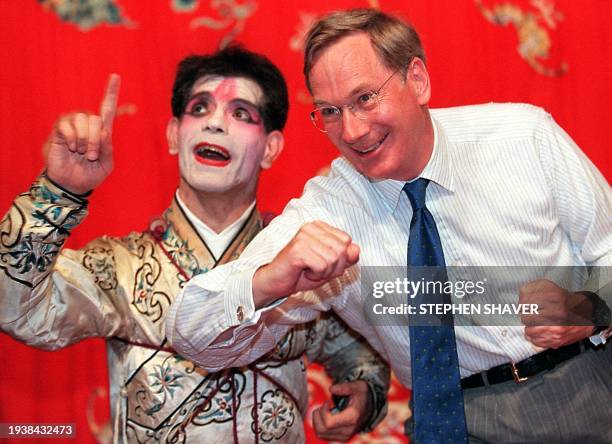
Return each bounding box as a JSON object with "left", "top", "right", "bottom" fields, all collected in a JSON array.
[
  {"left": 359, "top": 379, "right": 387, "bottom": 432},
  {"left": 578, "top": 291, "right": 611, "bottom": 331},
  {"left": 45, "top": 171, "right": 93, "bottom": 197},
  {"left": 252, "top": 265, "right": 282, "bottom": 309}
]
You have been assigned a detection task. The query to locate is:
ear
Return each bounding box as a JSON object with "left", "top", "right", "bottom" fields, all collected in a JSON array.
[
  {"left": 405, "top": 57, "right": 431, "bottom": 105},
  {"left": 166, "top": 117, "right": 180, "bottom": 155},
  {"left": 260, "top": 130, "right": 285, "bottom": 170}
]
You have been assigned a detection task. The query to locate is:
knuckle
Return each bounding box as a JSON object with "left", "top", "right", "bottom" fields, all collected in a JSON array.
[
  {"left": 297, "top": 224, "right": 315, "bottom": 238},
  {"left": 312, "top": 220, "right": 328, "bottom": 229},
  {"left": 327, "top": 244, "right": 342, "bottom": 260},
  {"left": 341, "top": 233, "right": 352, "bottom": 246},
  {"left": 57, "top": 122, "right": 72, "bottom": 136},
  {"left": 309, "top": 262, "right": 326, "bottom": 275},
  {"left": 58, "top": 115, "right": 72, "bottom": 126},
  {"left": 306, "top": 221, "right": 322, "bottom": 233},
  {"left": 290, "top": 255, "right": 306, "bottom": 270},
  {"left": 89, "top": 115, "right": 102, "bottom": 127}
]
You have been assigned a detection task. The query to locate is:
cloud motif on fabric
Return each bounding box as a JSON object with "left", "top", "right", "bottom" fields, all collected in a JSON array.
[{"left": 38, "top": 0, "right": 135, "bottom": 31}]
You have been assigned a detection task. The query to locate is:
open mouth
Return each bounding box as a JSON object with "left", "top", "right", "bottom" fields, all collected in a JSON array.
[
  {"left": 352, "top": 133, "right": 388, "bottom": 156},
  {"left": 193, "top": 143, "right": 231, "bottom": 166}
]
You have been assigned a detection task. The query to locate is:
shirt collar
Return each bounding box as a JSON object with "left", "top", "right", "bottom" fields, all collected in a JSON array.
[
  {"left": 371, "top": 114, "right": 455, "bottom": 213},
  {"left": 175, "top": 190, "right": 256, "bottom": 243}
]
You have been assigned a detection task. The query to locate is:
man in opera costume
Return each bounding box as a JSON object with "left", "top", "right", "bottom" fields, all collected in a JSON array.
[{"left": 0, "top": 46, "right": 389, "bottom": 443}]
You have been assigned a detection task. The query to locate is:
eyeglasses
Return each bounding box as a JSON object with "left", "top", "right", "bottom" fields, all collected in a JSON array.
[{"left": 309, "top": 69, "right": 400, "bottom": 133}]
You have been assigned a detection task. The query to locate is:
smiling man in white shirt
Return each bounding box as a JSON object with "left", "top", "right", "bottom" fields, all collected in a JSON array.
[{"left": 167, "top": 9, "right": 612, "bottom": 444}]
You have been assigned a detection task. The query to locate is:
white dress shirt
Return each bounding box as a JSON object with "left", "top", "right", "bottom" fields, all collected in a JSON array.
[{"left": 166, "top": 103, "right": 611, "bottom": 388}]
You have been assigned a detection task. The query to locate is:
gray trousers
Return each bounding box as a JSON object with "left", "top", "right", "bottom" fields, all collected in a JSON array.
[
  {"left": 405, "top": 345, "right": 611, "bottom": 443},
  {"left": 465, "top": 345, "right": 611, "bottom": 444}
]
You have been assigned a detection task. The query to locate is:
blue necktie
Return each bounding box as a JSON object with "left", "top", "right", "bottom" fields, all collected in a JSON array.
[{"left": 403, "top": 179, "right": 468, "bottom": 443}]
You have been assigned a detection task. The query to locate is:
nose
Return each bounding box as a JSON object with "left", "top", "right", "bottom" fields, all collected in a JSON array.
[
  {"left": 203, "top": 107, "right": 227, "bottom": 134},
  {"left": 341, "top": 109, "right": 370, "bottom": 145}
]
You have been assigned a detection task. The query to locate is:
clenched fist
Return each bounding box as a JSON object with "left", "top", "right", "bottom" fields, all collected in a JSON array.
[
  {"left": 45, "top": 74, "right": 121, "bottom": 194},
  {"left": 253, "top": 221, "right": 360, "bottom": 308},
  {"left": 519, "top": 279, "right": 594, "bottom": 349}
]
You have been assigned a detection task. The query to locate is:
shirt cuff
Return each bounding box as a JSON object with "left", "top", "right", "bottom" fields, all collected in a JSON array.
[
  {"left": 589, "top": 328, "right": 611, "bottom": 346},
  {"left": 44, "top": 172, "right": 93, "bottom": 199},
  {"left": 360, "top": 377, "right": 388, "bottom": 432},
  {"left": 223, "top": 267, "right": 286, "bottom": 330},
  {"left": 224, "top": 267, "right": 258, "bottom": 325}
]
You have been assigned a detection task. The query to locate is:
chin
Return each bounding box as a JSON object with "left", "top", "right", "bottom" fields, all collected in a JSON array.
[
  {"left": 196, "top": 184, "right": 233, "bottom": 194},
  {"left": 354, "top": 162, "right": 392, "bottom": 181},
  {"left": 184, "top": 178, "right": 230, "bottom": 194}
]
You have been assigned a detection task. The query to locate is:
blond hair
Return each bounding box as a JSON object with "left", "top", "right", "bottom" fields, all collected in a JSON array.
[{"left": 303, "top": 8, "right": 425, "bottom": 92}]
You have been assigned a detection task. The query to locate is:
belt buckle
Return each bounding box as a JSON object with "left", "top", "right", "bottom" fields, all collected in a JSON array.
[{"left": 510, "top": 362, "right": 528, "bottom": 383}]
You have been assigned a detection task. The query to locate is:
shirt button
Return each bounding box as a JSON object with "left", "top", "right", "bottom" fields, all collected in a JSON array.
[
  {"left": 501, "top": 329, "right": 508, "bottom": 337},
  {"left": 236, "top": 306, "right": 244, "bottom": 322},
  {"left": 120, "top": 387, "right": 128, "bottom": 398}
]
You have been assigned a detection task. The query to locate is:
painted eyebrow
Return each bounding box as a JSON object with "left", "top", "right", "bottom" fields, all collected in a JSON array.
[
  {"left": 186, "top": 91, "right": 261, "bottom": 110},
  {"left": 186, "top": 91, "right": 211, "bottom": 103},
  {"left": 231, "top": 98, "right": 262, "bottom": 113}
]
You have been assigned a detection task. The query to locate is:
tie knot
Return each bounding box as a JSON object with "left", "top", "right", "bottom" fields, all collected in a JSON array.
[{"left": 403, "top": 178, "right": 429, "bottom": 211}]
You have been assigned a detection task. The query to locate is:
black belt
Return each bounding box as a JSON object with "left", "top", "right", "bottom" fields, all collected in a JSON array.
[{"left": 461, "top": 339, "right": 596, "bottom": 389}]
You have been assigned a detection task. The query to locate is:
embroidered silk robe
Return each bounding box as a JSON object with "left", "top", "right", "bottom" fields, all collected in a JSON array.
[{"left": 0, "top": 176, "right": 389, "bottom": 443}]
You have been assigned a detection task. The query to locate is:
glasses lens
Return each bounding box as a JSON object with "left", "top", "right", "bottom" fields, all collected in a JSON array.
[
  {"left": 319, "top": 106, "right": 341, "bottom": 122},
  {"left": 311, "top": 107, "right": 342, "bottom": 132},
  {"left": 355, "top": 92, "right": 379, "bottom": 115}
]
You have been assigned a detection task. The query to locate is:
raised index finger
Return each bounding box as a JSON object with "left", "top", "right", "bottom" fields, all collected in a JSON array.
[{"left": 99, "top": 73, "right": 121, "bottom": 132}]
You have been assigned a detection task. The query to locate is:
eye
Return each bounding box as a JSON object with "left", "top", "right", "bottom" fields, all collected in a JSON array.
[
  {"left": 357, "top": 91, "right": 377, "bottom": 109},
  {"left": 188, "top": 100, "right": 210, "bottom": 116},
  {"left": 233, "top": 107, "right": 256, "bottom": 123},
  {"left": 319, "top": 106, "right": 341, "bottom": 119}
]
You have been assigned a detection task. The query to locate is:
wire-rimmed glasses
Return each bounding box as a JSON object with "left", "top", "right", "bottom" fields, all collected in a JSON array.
[{"left": 309, "top": 69, "right": 400, "bottom": 133}]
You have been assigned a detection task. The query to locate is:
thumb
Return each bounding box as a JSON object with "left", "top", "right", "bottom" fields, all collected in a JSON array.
[
  {"left": 314, "top": 400, "right": 332, "bottom": 414},
  {"left": 347, "top": 243, "right": 360, "bottom": 266}
]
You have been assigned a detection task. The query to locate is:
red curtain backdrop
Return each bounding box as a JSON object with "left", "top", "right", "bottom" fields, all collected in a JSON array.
[{"left": 0, "top": 1, "right": 609, "bottom": 443}]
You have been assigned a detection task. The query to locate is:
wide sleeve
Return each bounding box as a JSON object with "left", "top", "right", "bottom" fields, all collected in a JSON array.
[{"left": 0, "top": 175, "right": 137, "bottom": 349}]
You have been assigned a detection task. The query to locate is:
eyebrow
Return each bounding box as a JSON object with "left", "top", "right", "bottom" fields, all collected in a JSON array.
[
  {"left": 312, "top": 82, "right": 375, "bottom": 107},
  {"left": 186, "top": 91, "right": 262, "bottom": 111}
]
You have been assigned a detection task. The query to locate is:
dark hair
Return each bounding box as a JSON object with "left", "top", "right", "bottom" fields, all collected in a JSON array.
[
  {"left": 171, "top": 45, "right": 289, "bottom": 133},
  {"left": 304, "top": 9, "right": 425, "bottom": 92}
]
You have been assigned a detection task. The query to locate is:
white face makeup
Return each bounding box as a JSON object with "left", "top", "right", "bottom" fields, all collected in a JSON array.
[{"left": 169, "top": 75, "right": 272, "bottom": 195}]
